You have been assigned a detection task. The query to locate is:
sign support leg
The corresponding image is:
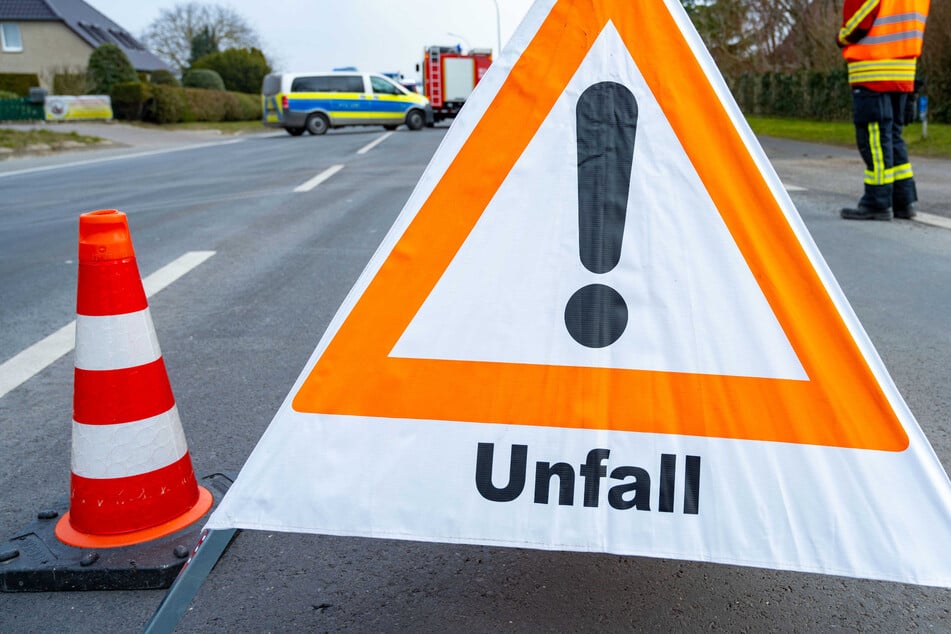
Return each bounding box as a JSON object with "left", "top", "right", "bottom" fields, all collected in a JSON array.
[{"left": 142, "top": 528, "right": 237, "bottom": 634}]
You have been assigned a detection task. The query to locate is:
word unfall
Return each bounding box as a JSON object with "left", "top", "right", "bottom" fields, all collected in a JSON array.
[{"left": 475, "top": 444, "right": 701, "bottom": 514}]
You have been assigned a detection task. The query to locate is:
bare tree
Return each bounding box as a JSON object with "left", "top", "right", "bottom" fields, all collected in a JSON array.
[
  {"left": 687, "top": 0, "right": 762, "bottom": 78},
  {"left": 683, "top": 0, "right": 842, "bottom": 77},
  {"left": 143, "top": 2, "right": 261, "bottom": 74},
  {"left": 761, "top": 0, "right": 841, "bottom": 71}
]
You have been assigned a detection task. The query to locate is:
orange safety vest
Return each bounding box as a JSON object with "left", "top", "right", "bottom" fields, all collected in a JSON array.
[{"left": 842, "top": 0, "right": 929, "bottom": 88}]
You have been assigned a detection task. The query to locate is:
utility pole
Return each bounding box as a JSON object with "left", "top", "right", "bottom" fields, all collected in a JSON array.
[{"left": 491, "top": 0, "right": 502, "bottom": 56}]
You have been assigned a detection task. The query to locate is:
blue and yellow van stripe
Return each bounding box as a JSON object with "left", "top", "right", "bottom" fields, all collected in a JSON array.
[{"left": 286, "top": 92, "right": 422, "bottom": 120}]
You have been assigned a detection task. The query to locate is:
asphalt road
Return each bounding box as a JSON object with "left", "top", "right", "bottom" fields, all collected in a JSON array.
[{"left": 1, "top": 124, "right": 949, "bottom": 632}]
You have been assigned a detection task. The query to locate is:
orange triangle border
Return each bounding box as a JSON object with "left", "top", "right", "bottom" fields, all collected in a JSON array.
[{"left": 292, "top": 0, "right": 908, "bottom": 452}]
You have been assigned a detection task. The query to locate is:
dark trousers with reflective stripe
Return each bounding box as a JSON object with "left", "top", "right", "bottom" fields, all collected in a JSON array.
[{"left": 852, "top": 87, "right": 917, "bottom": 210}]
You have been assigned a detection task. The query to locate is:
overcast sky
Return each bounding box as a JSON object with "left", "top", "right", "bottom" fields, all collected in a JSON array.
[{"left": 85, "top": 0, "right": 536, "bottom": 82}]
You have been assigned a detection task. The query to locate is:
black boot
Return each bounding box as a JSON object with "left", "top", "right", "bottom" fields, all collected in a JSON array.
[
  {"left": 893, "top": 203, "right": 916, "bottom": 219},
  {"left": 840, "top": 205, "right": 892, "bottom": 221}
]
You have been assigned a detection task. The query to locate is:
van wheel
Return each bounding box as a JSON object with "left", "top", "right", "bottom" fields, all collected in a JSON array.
[
  {"left": 383, "top": 124, "right": 398, "bottom": 131},
  {"left": 306, "top": 113, "right": 329, "bottom": 135},
  {"left": 406, "top": 109, "right": 425, "bottom": 131},
  {"left": 286, "top": 127, "right": 305, "bottom": 136}
]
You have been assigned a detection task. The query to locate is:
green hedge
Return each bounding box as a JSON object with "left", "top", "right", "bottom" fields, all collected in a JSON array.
[
  {"left": 179, "top": 87, "right": 259, "bottom": 122},
  {"left": 111, "top": 81, "right": 151, "bottom": 120},
  {"left": 732, "top": 68, "right": 950, "bottom": 123},
  {"left": 111, "top": 82, "right": 261, "bottom": 124},
  {"left": 149, "top": 69, "right": 180, "bottom": 86},
  {"left": 734, "top": 70, "right": 852, "bottom": 121},
  {"left": 0, "top": 73, "right": 41, "bottom": 97},
  {"left": 182, "top": 69, "right": 225, "bottom": 91},
  {"left": 145, "top": 84, "right": 184, "bottom": 123},
  {"left": 923, "top": 67, "right": 950, "bottom": 123},
  {"left": 932, "top": 100, "right": 950, "bottom": 123}
]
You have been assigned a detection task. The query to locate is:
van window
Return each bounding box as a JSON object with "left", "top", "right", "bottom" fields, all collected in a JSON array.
[
  {"left": 261, "top": 74, "right": 281, "bottom": 95},
  {"left": 290, "top": 76, "right": 323, "bottom": 92},
  {"left": 291, "top": 75, "right": 364, "bottom": 93},
  {"left": 370, "top": 76, "right": 403, "bottom": 96},
  {"left": 332, "top": 75, "right": 365, "bottom": 92}
]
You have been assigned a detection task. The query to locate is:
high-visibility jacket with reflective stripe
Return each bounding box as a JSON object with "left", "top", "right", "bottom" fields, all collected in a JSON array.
[{"left": 840, "top": 0, "right": 929, "bottom": 90}]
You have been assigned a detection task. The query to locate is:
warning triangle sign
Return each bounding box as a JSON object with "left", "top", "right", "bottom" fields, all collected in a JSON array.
[
  {"left": 208, "top": 0, "right": 951, "bottom": 587},
  {"left": 291, "top": 1, "right": 903, "bottom": 451}
]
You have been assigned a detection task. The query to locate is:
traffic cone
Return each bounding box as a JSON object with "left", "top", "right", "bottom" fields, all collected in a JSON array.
[{"left": 54, "top": 209, "right": 212, "bottom": 549}]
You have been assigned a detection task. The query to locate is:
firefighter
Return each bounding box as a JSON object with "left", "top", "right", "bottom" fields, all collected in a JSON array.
[{"left": 838, "top": 0, "right": 930, "bottom": 221}]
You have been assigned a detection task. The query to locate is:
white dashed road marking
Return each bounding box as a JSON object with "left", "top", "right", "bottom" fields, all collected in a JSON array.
[
  {"left": 294, "top": 164, "right": 345, "bottom": 193},
  {"left": 357, "top": 132, "right": 394, "bottom": 155},
  {"left": 0, "top": 251, "right": 215, "bottom": 400}
]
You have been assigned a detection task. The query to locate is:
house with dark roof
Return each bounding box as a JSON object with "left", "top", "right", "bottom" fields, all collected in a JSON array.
[{"left": 0, "top": 0, "right": 168, "bottom": 89}]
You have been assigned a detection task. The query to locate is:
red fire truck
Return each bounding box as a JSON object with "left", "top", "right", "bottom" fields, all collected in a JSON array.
[{"left": 419, "top": 45, "right": 493, "bottom": 122}]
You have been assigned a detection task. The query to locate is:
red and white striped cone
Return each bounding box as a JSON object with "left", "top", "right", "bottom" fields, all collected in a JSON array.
[{"left": 55, "top": 209, "right": 212, "bottom": 549}]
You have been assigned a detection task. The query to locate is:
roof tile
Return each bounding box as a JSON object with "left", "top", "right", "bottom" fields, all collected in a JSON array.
[{"left": 0, "top": 0, "right": 58, "bottom": 20}]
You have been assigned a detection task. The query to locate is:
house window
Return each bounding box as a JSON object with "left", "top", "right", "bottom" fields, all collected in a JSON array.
[{"left": 1, "top": 22, "right": 23, "bottom": 52}]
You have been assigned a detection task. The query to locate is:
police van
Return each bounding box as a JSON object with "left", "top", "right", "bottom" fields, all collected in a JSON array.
[{"left": 261, "top": 71, "right": 434, "bottom": 136}]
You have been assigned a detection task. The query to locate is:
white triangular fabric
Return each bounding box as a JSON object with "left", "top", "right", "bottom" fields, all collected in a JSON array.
[
  {"left": 393, "top": 23, "right": 805, "bottom": 380},
  {"left": 207, "top": 0, "right": 951, "bottom": 588}
]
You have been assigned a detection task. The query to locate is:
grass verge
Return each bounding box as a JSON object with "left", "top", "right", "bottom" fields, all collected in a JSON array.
[
  {"left": 0, "top": 127, "right": 104, "bottom": 151},
  {"left": 746, "top": 116, "right": 951, "bottom": 159}
]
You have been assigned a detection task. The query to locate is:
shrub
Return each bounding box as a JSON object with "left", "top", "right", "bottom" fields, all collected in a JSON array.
[
  {"left": 920, "top": 0, "right": 950, "bottom": 123},
  {"left": 805, "top": 69, "right": 850, "bottom": 121},
  {"left": 142, "top": 86, "right": 257, "bottom": 123},
  {"left": 149, "top": 69, "right": 180, "bottom": 86},
  {"left": 191, "top": 47, "right": 271, "bottom": 94},
  {"left": 733, "top": 74, "right": 757, "bottom": 115},
  {"left": 756, "top": 73, "right": 773, "bottom": 116},
  {"left": 770, "top": 72, "right": 804, "bottom": 118},
  {"left": 0, "top": 89, "right": 19, "bottom": 99},
  {"left": 0, "top": 73, "right": 41, "bottom": 96},
  {"left": 144, "top": 84, "right": 185, "bottom": 123},
  {"left": 732, "top": 69, "right": 853, "bottom": 121},
  {"left": 180, "top": 87, "right": 226, "bottom": 121},
  {"left": 52, "top": 68, "right": 95, "bottom": 95},
  {"left": 231, "top": 92, "right": 261, "bottom": 119},
  {"left": 182, "top": 69, "right": 225, "bottom": 91},
  {"left": 179, "top": 87, "right": 261, "bottom": 122},
  {"left": 87, "top": 43, "right": 139, "bottom": 95},
  {"left": 921, "top": 58, "right": 950, "bottom": 124},
  {"left": 111, "top": 81, "right": 151, "bottom": 120}
]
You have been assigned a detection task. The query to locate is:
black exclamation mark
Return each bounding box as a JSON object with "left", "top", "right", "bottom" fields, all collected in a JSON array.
[{"left": 565, "top": 81, "right": 638, "bottom": 348}]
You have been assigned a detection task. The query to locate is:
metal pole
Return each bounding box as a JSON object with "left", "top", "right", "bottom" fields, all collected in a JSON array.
[
  {"left": 492, "top": 0, "right": 502, "bottom": 56},
  {"left": 142, "top": 529, "right": 238, "bottom": 634}
]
